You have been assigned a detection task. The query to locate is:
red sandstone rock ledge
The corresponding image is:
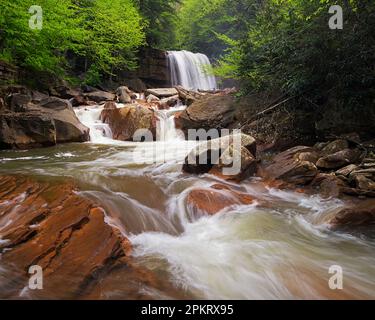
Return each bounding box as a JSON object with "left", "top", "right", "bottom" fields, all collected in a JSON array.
[{"left": 0, "top": 176, "right": 182, "bottom": 300}]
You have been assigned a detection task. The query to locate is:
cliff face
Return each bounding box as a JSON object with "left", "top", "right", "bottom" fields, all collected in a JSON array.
[
  {"left": 0, "top": 61, "right": 18, "bottom": 85},
  {"left": 118, "top": 48, "right": 170, "bottom": 89}
]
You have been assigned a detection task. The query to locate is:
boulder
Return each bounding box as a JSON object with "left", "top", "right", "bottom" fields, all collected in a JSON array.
[
  {"left": 160, "top": 95, "right": 179, "bottom": 109},
  {"left": 353, "top": 174, "right": 375, "bottom": 192},
  {"left": 329, "top": 200, "right": 375, "bottom": 229},
  {"left": 124, "top": 78, "right": 147, "bottom": 93},
  {"left": 316, "top": 148, "right": 362, "bottom": 170},
  {"left": 146, "top": 94, "right": 160, "bottom": 103},
  {"left": 145, "top": 88, "right": 178, "bottom": 98},
  {"left": 8, "top": 93, "right": 31, "bottom": 112},
  {"left": 100, "top": 104, "right": 157, "bottom": 141},
  {"left": 175, "top": 86, "right": 204, "bottom": 106},
  {"left": 70, "top": 94, "right": 90, "bottom": 107},
  {"left": 209, "top": 145, "right": 257, "bottom": 182},
  {"left": 81, "top": 84, "right": 98, "bottom": 93},
  {"left": 176, "top": 94, "right": 236, "bottom": 135},
  {"left": 103, "top": 101, "right": 117, "bottom": 110},
  {"left": 312, "top": 173, "right": 348, "bottom": 198},
  {"left": 336, "top": 164, "right": 359, "bottom": 177},
  {"left": 31, "top": 90, "right": 50, "bottom": 103},
  {"left": 51, "top": 85, "right": 82, "bottom": 100},
  {"left": 296, "top": 151, "right": 320, "bottom": 164},
  {"left": 183, "top": 133, "right": 257, "bottom": 178},
  {"left": 186, "top": 184, "right": 254, "bottom": 216},
  {"left": 262, "top": 146, "right": 319, "bottom": 185},
  {"left": 0, "top": 113, "right": 56, "bottom": 149},
  {"left": 32, "top": 97, "right": 89, "bottom": 144},
  {"left": 0, "top": 93, "right": 90, "bottom": 149},
  {"left": 116, "top": 86, "right": 134, "bottom": 104},
  {"left": 84, "top": 90, "right": 115, "bottom": 103},
  {"left": 39, "top": 96, "right": 74, "bottom": 111},
  {"left": 320, "top": 139, "right": 349, "bottom": 156},
  {"left": 0, "top": 176, "right": 132, "bottom": 299}
]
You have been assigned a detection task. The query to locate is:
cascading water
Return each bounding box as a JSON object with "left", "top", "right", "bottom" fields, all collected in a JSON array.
[
  {"left": 75, "top": 103, "right": 186, "bottom": 144},
  {"left": 156, "top": 105, "right": 186, "bottom": 141},
  {"left": 1, "top": 103, "right": 374, "bottom": 300},
  {"left": 75, "top": 105, "right": 113, "bottom": 143},
  {"left": 167, "top": 50, "right": 217, "bottom": 91}
]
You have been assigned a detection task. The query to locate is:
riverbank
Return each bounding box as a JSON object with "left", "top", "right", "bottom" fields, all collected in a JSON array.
[
  {"left": 0, "top": 64, "right": 375, "bottom": 300},
  {"left": 0, "top": 81, "right": 375, "bottom": 299}
]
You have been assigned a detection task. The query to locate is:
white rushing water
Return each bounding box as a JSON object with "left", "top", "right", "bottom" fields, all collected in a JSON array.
[
  {"left": 75, "top": 105, "right": 114, "bottom": 144},
  {"left": 0, "top": 104, "right": 373, "bottom": 300},
  {"left": 74, "top": 104, "right": 197, "bottom": 166},
  {"left": 167, "top": 50, "right": 217, "bottom": 91},
  {"left": 75, "top": 103, "right": 187, "bottom": 144}
]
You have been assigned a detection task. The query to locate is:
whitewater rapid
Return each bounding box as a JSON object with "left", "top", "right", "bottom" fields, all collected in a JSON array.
[
  {"left": 0, "top": 104, "right": 374, "bottom": 299},
  {"left": 71, "top": 104, "right": 375, "bottom": 299}
]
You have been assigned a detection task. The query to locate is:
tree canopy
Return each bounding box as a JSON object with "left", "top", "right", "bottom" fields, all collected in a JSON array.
[{"left": 1, "top": 0, "right": 374, "bottom": 106}]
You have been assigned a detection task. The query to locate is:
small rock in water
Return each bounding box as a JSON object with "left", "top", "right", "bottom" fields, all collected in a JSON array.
[{"left": 186, "top": 184, "right": 254, "bottom": 216}]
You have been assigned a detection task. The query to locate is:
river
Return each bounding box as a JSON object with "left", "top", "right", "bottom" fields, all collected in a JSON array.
[{"left": 0, "top": 103, "right": 374, "bottom": 299}]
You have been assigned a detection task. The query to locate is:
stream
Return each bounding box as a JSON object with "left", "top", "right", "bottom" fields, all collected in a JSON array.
[{"left": 0, "top": 103, "right": 374, "bottom": 299}]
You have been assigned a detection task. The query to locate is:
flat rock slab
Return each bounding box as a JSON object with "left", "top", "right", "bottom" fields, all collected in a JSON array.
[
  {"left": 145, "top": 88, "right": 178, "bottom": 98},
  {"left": 0, "top": 175, "right": 166, "bottom": 300}
]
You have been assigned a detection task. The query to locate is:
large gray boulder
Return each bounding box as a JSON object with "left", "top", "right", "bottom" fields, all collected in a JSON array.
[
  {"left": 0, "top": 93, "right": 89, "bottom": 149},
  {"left": 0, "top": 113, "right": 56, "bottom": 149},
  {"left": 183, "top": 133, "right": 257, "bottom": 181},
  {"left": 145, "top": 88, "right": 178, "bottom": 98},
  {"left": 116, "top": 86, "right": 136, "bottom": 104},
  {"left": 84, "top": 90, "right": 115, "bottom": 103},
  {"left": 176, "top": 94, "right": 236, "bottom": 136}
]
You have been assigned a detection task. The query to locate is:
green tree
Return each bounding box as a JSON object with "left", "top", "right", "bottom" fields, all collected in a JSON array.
[
  {"left": 219, "top": 0, "right": 375, "bottom": 106},
  {"left": 175, "top": 0, "right": 251, "bottom": 58},
  {"left": 79, "top": 0, "right": 145, "bottom": 84},
  {"left": 135, "top": 0, "right": 180, "bottom": 49},
  {"left": 0, "top": 0, "right": 84, "bottom": 75},
  {"left": 0, "top": 0, "right": 145, "bottom": 85}
]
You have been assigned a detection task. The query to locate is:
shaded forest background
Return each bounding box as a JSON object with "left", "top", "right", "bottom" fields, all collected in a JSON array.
[{"left": 0, "top": 0, "right": 374, "bottom": 112}]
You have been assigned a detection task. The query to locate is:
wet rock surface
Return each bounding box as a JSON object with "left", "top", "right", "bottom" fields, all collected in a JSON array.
[
  {"left": 183, "top": 133, "right": 257, "bottom": 181},
  {"left": 0, "top": 175, "right": 181, "bottom": 300},
  {"left": 0, "top": 92, "right": 89, "bottom": 149},
  {"left": 0, "top": 176, "right": 129, "bottom": 299},
  {"left": 84, "top": 90, "right": 116, "bottom": 104},
  {"left": 186, "top": 184, "right": 254, "bottom": 216},
  {"left": 329, "top": 199, "right": 375, "bottom": 229},
  {"left": 262, "top": 146, "right": 319, "bottom": 186},
  {"left": 177, "top": 94, "right": 236, "bottom": 134},
  {"left": 100, "top": 104, "right": 157, "bottom": 141}
]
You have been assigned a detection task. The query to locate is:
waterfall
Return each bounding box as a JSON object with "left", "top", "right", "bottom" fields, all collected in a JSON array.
[
  {"left": 167, "top": 50, "right": 217, "bottom": 91},
  {"left": 156, "top": 105, "right": 186, "bottom": 141},
  {"left": 75, "top": 105, "right": 113, "bottom": 143},
  {"left": 75, "top": 104, "right": 186, "bottom": 144}
]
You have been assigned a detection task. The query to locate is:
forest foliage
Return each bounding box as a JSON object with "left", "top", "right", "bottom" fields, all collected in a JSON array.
[
  {"left": 0, "top": 0, "right": 178, "bottom": 85},
  {"left": 176, "top": 0, "right": 375, "bottom": 108},
  {"left": 0, "top": 0, "right": 374, "bottom": 107}
]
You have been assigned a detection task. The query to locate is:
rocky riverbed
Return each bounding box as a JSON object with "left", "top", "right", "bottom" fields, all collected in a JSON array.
[{"left": 0, "top": 83, "right": 374, "bottom": 299}]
